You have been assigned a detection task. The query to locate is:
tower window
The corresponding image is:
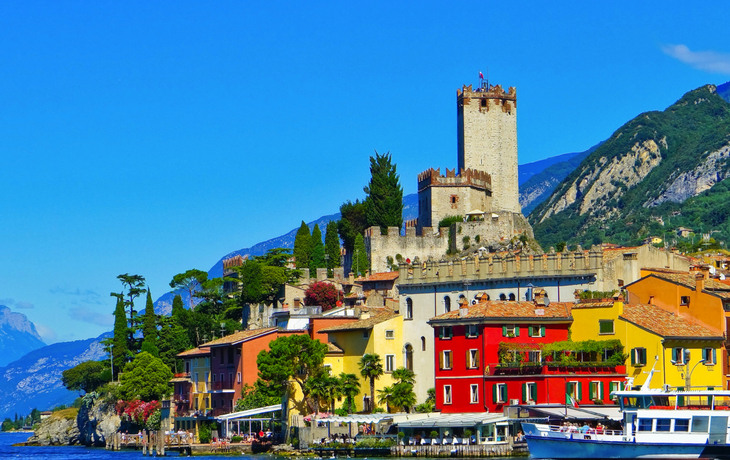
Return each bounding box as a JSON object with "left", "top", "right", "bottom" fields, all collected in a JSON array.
[{"left": 480, "top": 99, "right": 487, "bottom": 107}]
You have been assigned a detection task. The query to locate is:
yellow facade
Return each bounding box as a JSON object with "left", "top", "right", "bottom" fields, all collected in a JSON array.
[
  {"left": 190, "top": 355, "right": 211, "bottom": 412},
  {"left": 571, "top": 299, "right": 723, "bottom": 390},
  {"left": 324, "top": 314, "right": 404, "bottom": 412}
]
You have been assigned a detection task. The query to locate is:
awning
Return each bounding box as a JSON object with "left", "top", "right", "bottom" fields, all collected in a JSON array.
[
  {"left": 522, "top": 405, "right": 621, "bottom": 421},
  {"left": 397, "top": 412, "right": 508, "bottom": 428},
  {"left": 216, "top": 404, "right": 281, "bottom": 421}
]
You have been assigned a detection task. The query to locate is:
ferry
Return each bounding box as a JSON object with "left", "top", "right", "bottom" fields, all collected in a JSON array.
[{"left": 522, "top": 366, "right": 730, "bottom": 459}]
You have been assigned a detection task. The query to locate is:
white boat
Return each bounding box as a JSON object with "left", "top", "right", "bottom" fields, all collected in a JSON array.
[{"left": 523, "top": 366, "right": 730, "bottom": 459}]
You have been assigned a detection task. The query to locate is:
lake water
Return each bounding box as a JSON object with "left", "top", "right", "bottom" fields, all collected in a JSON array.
[{"left": 0, "top": 432, "right": 518, "bottom": 459}]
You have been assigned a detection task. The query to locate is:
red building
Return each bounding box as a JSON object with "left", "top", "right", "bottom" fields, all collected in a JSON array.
[{"left": 429, "top": 293, "right": 626, "bottom": 413}]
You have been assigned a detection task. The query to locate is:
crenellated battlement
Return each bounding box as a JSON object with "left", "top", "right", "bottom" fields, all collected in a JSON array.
[
  {"left": 458, "top": 83, "right": 517, "bottom": 101},
  {"left": 417, "top": 167, "right": 492, "bottom": 192}
]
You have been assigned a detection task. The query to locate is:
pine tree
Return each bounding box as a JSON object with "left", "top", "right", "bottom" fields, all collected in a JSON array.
[
  {"left": 293, "top": 221, "right": 312, "bottom": 270},
  {"left": 363, "top": 151, "right": 403, "bottom": 234},
  {"left": 309, "top": 224, "right": 325, "bottom": 276},
  {"left": 171, "top": 294, "right": 185, "bottom": 318},
  {"left": 353, "top": 233, "right": 369, "bottom": 277},
  {"left": 324, "top": 221, "right": 341, "bottom": 277},
  {"left": 140, "top": 290, "right": 159, "bottom": 357},
  {"left": 337, "top": 200, "right": 367, "bottom": 252},
  {"left": 111, "top": 295, "right": 129, "bottom": 378}
]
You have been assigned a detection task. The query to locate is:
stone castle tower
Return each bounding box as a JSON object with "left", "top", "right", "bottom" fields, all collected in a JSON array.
[{"left": 457, "top": 83, "right": 520, "bottom": 213}]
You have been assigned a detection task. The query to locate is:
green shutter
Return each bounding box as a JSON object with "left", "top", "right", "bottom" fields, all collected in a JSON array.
[
  {"left": 631, "top": 349, "right": 636, "bottom": 366},
  {"left": 531, "top": 383, "right": 537, "bottom": 402},
  {"left": 522, "top": 383, "right": 527, "bottom": 402},
  {"left": 672, "top": 348, "right": 677, "bottom": 363},
  {"left": 439, "top": 327, "right": 443, "bottom": 339},
  {"left": 515, "top": 325, "right": 520, "bottom": 336},
  {"left": 589, "top": 382, "right": 595, "bottom": 400},
  {"left": 540, "top": 325, "right": 546, "bottom": 337},
  {"left": 501, "top": 384, "right": 507, "bottom": 402},
  {"left": 600, "top": 382, "right": 605, "bottom": 401},
  {"left": 578, "top": 382, "right": 583, "bottom": 402},
  {"left": 502, "top": 325, "right": 507, "bottom": 337},
  {"left": 492, "top": 384, "right": 497, "bottom": 403},
  {"left": 713, "top": 349, "right": 717, "bottom": 365},
  {"left": 677, "top": 386, "right": 685, "bottom": 406}
]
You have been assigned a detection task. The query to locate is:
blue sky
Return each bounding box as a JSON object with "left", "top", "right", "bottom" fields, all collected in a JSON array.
[{"left": 1, "top": 0, "right": 729, "bottom": 343}]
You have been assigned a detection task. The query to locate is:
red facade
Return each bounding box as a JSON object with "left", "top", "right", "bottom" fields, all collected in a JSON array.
[{"left": 431, "top": 301, "right": 627, "bottom": 413}]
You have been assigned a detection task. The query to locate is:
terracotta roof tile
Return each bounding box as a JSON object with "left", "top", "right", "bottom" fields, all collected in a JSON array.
[
  {"left": 319, "top": 312, "right": 398, "bottom": 332},
  {"left": 620, "top": 304, "right": 722, "bottom": 338},
  {"left": 571, "top": 301, "right": 614, "bottom": 309},
  {"left": 199, "top": 327, "right": 277, "bottom": 347},
  {"left": 177, "top": 347, "right": 210, "bottom": 358},
  {"left": 430, "top": 301, "right": 572, "bottom": 321},
  {"left": 362, "top": 272, "right": 400, "bottom": 282},
  {"left": 326, "top": 342, "right": 344, "bottom": 353},
  {"left": 648, "top": 272, "right": 730, "bottom": 291}
]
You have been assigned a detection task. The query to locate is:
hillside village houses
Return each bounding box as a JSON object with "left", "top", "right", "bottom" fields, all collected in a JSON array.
[{"left": 164, "top": 81, "right": 727, "bottom": 445}]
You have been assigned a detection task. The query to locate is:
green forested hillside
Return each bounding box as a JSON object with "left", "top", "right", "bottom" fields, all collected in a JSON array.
[{"left": 530, "top": 84, "right": 730, "bottom": 249}]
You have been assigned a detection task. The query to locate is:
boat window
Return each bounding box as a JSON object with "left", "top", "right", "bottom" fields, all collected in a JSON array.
[
  {"left": 638, "top": 419, "right": 653, "bottom": 432},
  {"left": 674, "top": 419, "right": 690, "bottom": 432},
  {"left": 655, "top": 419, "right": 671, "bottom": 432},
  {"left": 621, "top": 397, "right": 638, "bottom": 409},
  {"left": 651, "top": 396, "right": 670, "bottom": 407},
  {"left": 692, "top": 416, "right": 709, "bottom": 433}
]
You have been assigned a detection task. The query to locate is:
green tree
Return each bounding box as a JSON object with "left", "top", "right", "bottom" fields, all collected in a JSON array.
[
  {"left": 140, "top": 290, "right": 159, "bottom": 357},
  {"left": 169, "top": 269, "right": 208, "bottom": 310},
  {"left": 61, "top": 360, "right": 111, "bottom": 394},
  {"left": 337, "top": 200, "right": 367, "bottom": 253},
  {"left": 171, "top": 294, "right": 185, "bottom": 318},
  {"left": 325, "top": 221, "right": 341, "bottom": 277},
  {"left": 257, "top": 334, "right": 328, "bottom": 414},
  {"left": 157, "top": 315, "right": 191, "bottom": 373},
  {"left": 116, "top": 273, "right": 146, "bottom": 353},
  {"left": 309, "top": 224, "right": 326, "bottom": 275},
  {"left": 376, "top": 385, "right": 395, "bottom": 413},
  {"left": 305, "top": 367, "right": 339, "bottom": 414},
  {"left": 389, "top": 368, "right": 417, "bottom": 413},
  {"left": 358, "top": 354, "right": 383, "bottom": 412},
  {"left": 353, "top": 233, "right": 369, "bottom": 276},
  {"left": 338, "top": 373, "right": 361, "bottom": 414},
  {"left": 119, "top": 352, "right": 173, "bottom": 402},
  {"left": 304, "top": 281, "right": 342, "bottom": 311},
  {"left": 414, "top": 388, "right": 436, "bottom": 413},
  {"left": 234, "top": 381, "right": 281, "bottom": 412},
  {"left": 111, "top": 294, "right": 129, "bottom": 377},
  {"left": 293, "top": 221, "right": 312, "bottom": 270},
  {"left": 238, "top": 260, "right": 264, "bottom": 304},
  {"left": 363, "top": 151, "right": 403, "bottom": 234}
]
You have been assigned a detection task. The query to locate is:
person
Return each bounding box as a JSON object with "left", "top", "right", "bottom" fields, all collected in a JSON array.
[
  {"left": 259, "top": 430, "right": 265, "bottom": 439},
  {"left": 579, "top": 422, "right": 589, "bottom": 434}
]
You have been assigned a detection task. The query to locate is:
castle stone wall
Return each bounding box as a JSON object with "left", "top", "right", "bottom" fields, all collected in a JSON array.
[
  {"left": 457, "top": 84, "right": 519, "bottom": 213},
  {"left": 366, "top": 226, "right": 449, "bottom": 274},
  {"left": 455, "top": 211, "right": 534, "bottom": 249}
]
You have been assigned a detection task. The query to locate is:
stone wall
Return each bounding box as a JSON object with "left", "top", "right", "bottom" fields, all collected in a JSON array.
[
  {"left": 454, "top": 212, "right": 534, "bottom": 250},
  {"left": 457, "top": 83, "right": 519, "bottom": 213}
]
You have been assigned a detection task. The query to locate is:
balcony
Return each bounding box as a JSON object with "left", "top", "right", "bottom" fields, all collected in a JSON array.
[
  {"left": 172, "top": 393, "right": 191, "bottom": 403},
  {"left": 209, "top": 382, "right": 235, "bottom": 392},
  {"left": 486, "top": 362, "right": 626, "bottom": 376},
  {"left": 174, "top": 372, "right": 191, "bottom": 379}
]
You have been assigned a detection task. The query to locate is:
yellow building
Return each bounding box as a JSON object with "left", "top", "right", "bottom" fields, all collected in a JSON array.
[
  {"left": 320, "top": 311, "right": 404, "bottom": 412},
  {"left": 171, "top": 347, "right": 212, "bottom": 440},
  {"left": 571, "top": 297, "right": 724, "bottom": 390}
]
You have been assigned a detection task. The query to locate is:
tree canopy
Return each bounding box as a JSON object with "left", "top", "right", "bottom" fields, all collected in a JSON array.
[
  {"left": 324, "top": 221, "right": 341, "bottom": 277},
  {"left": 169, "top": 269, "right": 208, "bottom": 310},
  {"left": 353, "top": 234, "right": 369, "bottom": 276},
  {"left": 310, "top": 224, "right": 326, "bottom": 275},
  {"left": 61, "top": 360, "right": 111, "bottom": 394},
  {"left": 363, "top": 151, "right": 403, "bottom": 234},
  {"left": 337, "top": 200, "right": 367, "bottom": 253},
  {"left": 304, "top": 282, "right": 342, "bottom": 311},
  {"left": 293, "top": 221, "right": 312, "bottom": 269},
  {"left": 358, "top": 353, "right": 383, "bottom": 412},
  {"left": 119, "top": 352, "right": 173, "bottom": 402}
]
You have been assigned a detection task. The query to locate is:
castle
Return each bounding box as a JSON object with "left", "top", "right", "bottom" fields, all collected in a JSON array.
[{"left": 367, "top": 81, "right": 532, "bottom": 272}]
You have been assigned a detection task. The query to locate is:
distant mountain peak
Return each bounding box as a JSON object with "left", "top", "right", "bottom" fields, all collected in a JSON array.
[{"left": 0, "top": 305, "right": 43, "bottom": 341}]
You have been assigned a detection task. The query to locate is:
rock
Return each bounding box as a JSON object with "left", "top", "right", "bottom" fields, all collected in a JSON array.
[
  {"left": 26, "top": 409, "right": 80, "bottom": 446},
  {"left": 76, "top": 393, "right": 121, "bottom": 447}
]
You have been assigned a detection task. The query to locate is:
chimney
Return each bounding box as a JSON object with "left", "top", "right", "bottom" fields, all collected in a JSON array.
[
  {"left": 696, "top": 272, "right": 705, "bottom": 293},
  {"left": 459, "top": 307, "right": 468, "bottom": 318},
  {"left": 293, "top": 298, "right": 301, "bottom": 308},
  {"left": 349, "top": 272, "right": 355, "bottom": 284},
  {"left": 700, "top": 265, "right": 710, "bottom": 280},
  {"left": 533, "top": 289, "right": 547, "bottom": 306},
  {"left": 648, "top": 296, "right": 654, "bottom": 305}
]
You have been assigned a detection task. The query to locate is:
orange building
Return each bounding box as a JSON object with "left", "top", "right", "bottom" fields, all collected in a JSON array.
[{"left": 624, "top": 267, "right": 730, "bottom": 387}]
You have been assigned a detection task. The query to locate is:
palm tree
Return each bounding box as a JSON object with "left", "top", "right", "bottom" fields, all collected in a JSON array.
[
  {"left": 390, "top": 367, "right": 417, "bottom": 413},
  {"left": 392, "top": 367, "right": 416, "bottom": 385},
  {"left": 338, "top": 373, "right": 361, "bottom": 413},
  {"left": 305, "top": 367, "right": 336, "bottom": 415},
  {"left": 358, "top": 354, "right": 384, "bottom": 413},
  {"left": 377, "top": 385, "right": 395, "bottom": 413}
]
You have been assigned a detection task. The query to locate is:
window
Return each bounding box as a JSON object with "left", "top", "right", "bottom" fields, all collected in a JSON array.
[
  {"left": 444, "top": 385, "right": 452, "bottom": 404},
  {"left": 220, "top": 373, "right": 225, "bottom": 383},
  {"left": 385, "top": 330, "right": 395, "bottom": 339},
  {"left": 212, "top": 373, "right": 216, "bottom": 382},
  {"left": 638, "top": 419, "right": 653, "bottom": 432},
  {"left": 205, "top": 357, "right": 209, "bottom": 366},
  {"left": 671, "top": 348, "right": 685, "bottom": 365},
  {"left": 421, "top": 336, "right": 426, "bottom": 351},
  {"left": 681, "top": 296, "right": 690, "bottom": 306},
  {"left": 229, "top": 373, "right": 233, "bottom": 385},
  {"left": 692, "top": 416, "right": 709, "bottom": 432},
  {"left": 509, "top": 293, "right": 516, "bottom": 301},
  {"left": 609, "top": 381, "right": 621, "bottom": 401},
  {"left": 566, "top": 381, "right": 581, "bottom": 403},
  {"left": 405, "top": 298, "right": 413, "bottom": 320},
  {"left": 502, "top": 325, "right": 519, "bottom": 337},
  {"left": 185, "top": 361, "right": 190, "bottom": 373},
  {"left": 631, "top": 347, "right": 647, "bottom": 366},
  {"left": 220, "top": 350, "right": 224, "bottom": 364},
  {"left": 444, "top": 296, "right": 451, "bottom": 313},
  {"left": 439, "top": 326, "right": 453, "bottom": 339},
  {"left": 363, "top": 330, "right": 369, "bottom": 338},
  {"left": 523, "top": 382, "right": 537, "bottom": 402},
  {"left": 205, "top": 372, "right": 209, "bottom": 392},
  {"left": 480, "top": 99, "right": 487, "bottom": 108},
  {"left": 440, "top": 350, "right": 452, "bottom": 370},
  {"left": 674, "top": 419, "right": 690, "bottom": 432},
  {"left": 228, "top": 347, "right": 234, "bottom": 364},
  {"left": 599, "top": 320, "right": 615, "bottom": 335},
  {"left": 467, "top": 349, "right": 479, "bottom": 369},
  {"left": 656, "top": 419, "right": 671, "bottom": 432},
  {"left": 703, "top": 348, "right": 716, "bottom": 365},
  {"left": 237, "top": 372, "right": 241, "bottom": 384},
  {"left": 470, "top": 384, "right": 479, "bottom": 403},
  {"left": 385, "top": 354, "right": 395, "bottom": 372},
  {"left": 528, "top": 325, "right": 544, "bottom": 337},
  {"left": 493, "top": 383, "right": 507, "bottom": 403},
  {"left": 466, "top": 324, "right": 478, "bottom": 338},
  {"left": 527, "top": 351, "right": 541, "bottom": 363},
  {"left": 589, "top": 381, "right": 604, "bottom": 401}
]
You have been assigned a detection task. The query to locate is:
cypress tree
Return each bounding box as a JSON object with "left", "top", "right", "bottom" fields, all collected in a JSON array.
[
  {"left": 353, "top": 233, "right": 369, "bottom": 277},
  {"left": 293, "top": 221, "right": 312, "bottom": 270},
  {"left": 171, "top": 294, "right": 185, "bottom": 318},
  {"left": 325, "top": 221, "right": 341, "bottom": 277},
  {"left": 363, "top": 151, "right": 403, "bottom": 234},
  {"left": 337, "top": 200, "right": 367, "bottom": 252},
  {"left": 140, "top": 290, "right": 159, "bottom": 357},
  {"left": 112, "top": 295, "right": 129, "bottom": 378},
  {"left": 309, "top": 224, "right": 325, "bottom": 275}
]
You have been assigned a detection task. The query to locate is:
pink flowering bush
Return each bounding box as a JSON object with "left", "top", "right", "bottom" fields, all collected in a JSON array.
[{"left": 115, "top": 399, "right": 161, "bottom": 425}]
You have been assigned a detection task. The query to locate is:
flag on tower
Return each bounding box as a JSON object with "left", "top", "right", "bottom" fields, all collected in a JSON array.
[{"left": 479, "top": 71, "right": 484, "bottom": 80}]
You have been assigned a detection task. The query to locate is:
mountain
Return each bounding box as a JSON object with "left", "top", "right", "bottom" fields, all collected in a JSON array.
[
  {"left": 530, "top": 84, "right": 730, "bottom": 249},
  {"left": 0, "top": 332, "right": 110, "bottom": 419},
  {"left": 519, "top": 151, "right": 586, "bottom": 185},
  {"left": 519, "top": 143, "right": 602, "bottom": 215},
  {"left": 718, "top": 81, "right": 730, "bottom": 103},
  {"left": 0, "top": 305, "right": 46, "bottom": 367}
]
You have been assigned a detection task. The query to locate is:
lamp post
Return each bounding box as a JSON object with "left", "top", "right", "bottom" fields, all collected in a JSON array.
[{"left": 685, "top": 353, "right": 706, "bottom": 390}]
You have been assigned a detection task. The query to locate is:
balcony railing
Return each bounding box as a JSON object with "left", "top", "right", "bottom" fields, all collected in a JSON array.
[
  {"left": 209, "top": 382, "right": 235, "bottom": 391},
  {"left": 486, "top": 362, "right": 625, "bottom": 376},
  {"left": 172, "top": 393, "right": 191, "bottom": 403},
  {"left": 174, "top": 372, "right": 191, "bottom": 379}
]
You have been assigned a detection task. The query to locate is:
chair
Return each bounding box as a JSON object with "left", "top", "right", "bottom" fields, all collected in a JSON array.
[{"left": 421, "top": 437, "right": 429, "bottom": 445}]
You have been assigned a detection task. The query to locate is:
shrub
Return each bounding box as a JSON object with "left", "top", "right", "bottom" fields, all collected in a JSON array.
[
  {"left": 430, "top": 430, "right": 439, "bottom": 439},
  {"left": 231, "top": 435, "right": 242, "bottom": 443},
  {"left": 198, "top": 422, "right": 212, "bottom": 444}
]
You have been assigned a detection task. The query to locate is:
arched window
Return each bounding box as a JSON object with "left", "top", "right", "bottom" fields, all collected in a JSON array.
[
  {"left": 421, "top": 336, "right": 426, "bottom": 351},
  {"left": 509, "top": 293, "right": 516, "bottom": 301},
  {"left": 404, "top": 343, "right": 414, "bottom": 371},
  {"left": 444, "top": 296, "right": 451, "bottom": 313},
  {"left": 499, "top": 293, "right": 507, "bottom": 301},
  {"left": 405, "top": 298, "right": 413, "bottom": 320}
]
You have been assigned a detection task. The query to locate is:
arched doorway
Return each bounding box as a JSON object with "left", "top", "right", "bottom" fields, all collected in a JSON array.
[
  {"left": 444, "top": 296, "right": 451, "bottom": 313},
  {"left": 404, "top": 343, "right": 414, "bottom": 371}
]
